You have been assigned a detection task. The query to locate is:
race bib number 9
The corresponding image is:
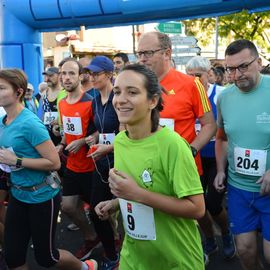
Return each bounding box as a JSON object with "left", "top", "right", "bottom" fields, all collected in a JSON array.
[
  {"left": 99, "top": 133, "right": 115, "bottom": 145},
  {"left": 119, "top": 199, "right": 156, "bottom": 240},
  {"left": 234, "top": 147, "right": 267, "bottom": 176},
  {"left": 44, "top": 112, "right": 58, "bottom": 125},
  {"left": 62, "top": 116, "right": 82, "bottom": 135}
]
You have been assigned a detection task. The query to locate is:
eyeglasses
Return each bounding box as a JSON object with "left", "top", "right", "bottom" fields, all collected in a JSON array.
[
  {"left": 225, "top": 58, "right": 257, "bottom": 74},
  {"left": 187, "top": 73, "right": 203, "bottom": 78},
  {"left": 135, "top": 48, "right": 165, "bottom": 58},
  {"left": 89, "top": 71, "right": 105, "bottom": 78}
]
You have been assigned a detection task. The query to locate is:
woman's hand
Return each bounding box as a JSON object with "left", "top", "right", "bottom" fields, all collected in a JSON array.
[
  {"left": 109, "top": 169, "right": 142, "bottom": 201},
  {"left": 95, "top": 199, "right": 119, "bottom": 220},
  {"left": 0, "top": 148, "right": 17, "bottom": 166},
  {"left": 87, "top": 144, "right": 113, "bottom": 160}
]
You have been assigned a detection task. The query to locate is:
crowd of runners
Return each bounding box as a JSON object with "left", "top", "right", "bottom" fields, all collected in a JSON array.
[{"left": 0, "top": 32, "right": 269, "bottom": 270}]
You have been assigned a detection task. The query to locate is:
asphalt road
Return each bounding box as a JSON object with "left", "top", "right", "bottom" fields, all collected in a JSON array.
[{"left": 24, "top": 212, "right": 245, "bottom": 270}]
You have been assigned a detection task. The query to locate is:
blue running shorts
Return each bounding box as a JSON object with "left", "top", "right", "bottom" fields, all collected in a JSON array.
[{"left": 228, "top": 184, "right": 270, "bottom": 241}]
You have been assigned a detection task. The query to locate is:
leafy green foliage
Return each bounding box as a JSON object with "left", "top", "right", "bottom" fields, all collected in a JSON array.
[{"left": 183, "top": 10, "right": 270, "bottom": 58}]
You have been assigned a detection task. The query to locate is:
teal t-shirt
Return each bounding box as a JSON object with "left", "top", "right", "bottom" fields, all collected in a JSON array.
[
  {"left": 114, "top": 127, "right": 204, "bottom": 270},
  {"left": 0, "top": 108, "right": 60, "bottom": 203},
  {"left": 217, "top": 75, "right": 270, "bottom": 192}
]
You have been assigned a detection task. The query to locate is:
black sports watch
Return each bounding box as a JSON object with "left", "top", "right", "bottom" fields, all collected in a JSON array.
[
  {"left": 16, "top": 157, "right": 23, "bottom": 168},
  {"left": 190, "top": 146, "right": 198, "bottom": 157}
]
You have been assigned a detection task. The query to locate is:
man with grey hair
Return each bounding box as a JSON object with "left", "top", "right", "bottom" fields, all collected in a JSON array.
[
  {"left": 214, "top": 39, "right": 270, "bottom": 269},
  {"left": 35, "top": 82, "right": 48, "bottom": 102},
  {"left": 186, "top": 56, "right": 236, "bottom": 260}
]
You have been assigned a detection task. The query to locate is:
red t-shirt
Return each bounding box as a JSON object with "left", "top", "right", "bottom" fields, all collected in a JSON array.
[
  {"left": 59, "top": 93, "right": 95, "bottom": 173},
  {"left": 160, "top": 68, "right": 211, "bottom": 175}
]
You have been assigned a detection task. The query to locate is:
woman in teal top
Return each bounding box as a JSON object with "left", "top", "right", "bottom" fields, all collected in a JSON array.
[
  {"left": 95, "top": 64, "right": 205, "bottom": 270},
  {"left": 0, "top": 69, "right": 97, "bottom": 270}
]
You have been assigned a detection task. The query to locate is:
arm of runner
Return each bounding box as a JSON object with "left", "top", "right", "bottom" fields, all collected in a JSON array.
[
  {"left": 88, "top": 144, "right": 114, "bottom": 159},
  {"left": 56, "top": 137, "right": 66, "bottom": 155},
  {"left": 65, "top": 138, "right": 86, "bottom": 154},
  {"left": 190, "top": 111, "right": 217, "bottom": 151},
  {"left": 0, "top": 140, "right": 60, "bottom": 171},
  {"left": 52, "top": 122, "right": 61, "bottom": 137},
  {"left": 256, "top": 170, "right": 270, "bottom": 195},
  {"left": 85, "top": 131, "right": 99, "bottom": 146},
  {"left": 95, "top": 199, "right": 119, "bottom": 220},
  {"left": 108, "top": 169, "right": 205, "bottom": 219},
  {"left": 214, "top": 127, "right": 228, "bottom": 192}
]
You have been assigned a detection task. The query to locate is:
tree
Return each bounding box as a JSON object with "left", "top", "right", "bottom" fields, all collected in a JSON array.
[{"left": 183, "top": 10, "right": 270, "bottom": 59}]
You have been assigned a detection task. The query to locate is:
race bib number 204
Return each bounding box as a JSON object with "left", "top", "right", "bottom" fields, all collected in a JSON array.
[{"left": 234, "top": 147, "right": 267, "bottom": 176}]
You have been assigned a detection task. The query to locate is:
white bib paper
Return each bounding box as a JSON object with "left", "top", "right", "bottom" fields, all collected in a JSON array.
[
  {"left": 234, "top": 147, "right": 267, "bottom": 176},
  {"left": 62, "top": 116, "right": 82, "bottom": 135},
  {"left": 0, "top": 147, "right": 22, "bottom": 172},
  {"left": 195, "top": 122, "right": 215, "bottom": 141},
  {"left": 43, "top": 112, "right": 58, "bottom": 125},
  {"left": 99, "top": 133, "right": 115, "bottom": 145},
  {"left": 119, "top": 199, "right": 156, "bottom": 240},
  {"left": 159, "top": 118, "right": 175, "bottom": 131},
  {"left": 195, "top": 122, "right": 201, "bottom": 135}
]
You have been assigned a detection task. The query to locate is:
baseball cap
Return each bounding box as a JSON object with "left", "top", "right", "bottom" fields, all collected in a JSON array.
[
  {"left": 27, "top": 83, "right": 34, "bottom": 91},
  {"left": 42, "top": 67, "right": 59, "bottom": 75},
  {"left": 87, "top": 56, "right": 114, "bottom": 72}
]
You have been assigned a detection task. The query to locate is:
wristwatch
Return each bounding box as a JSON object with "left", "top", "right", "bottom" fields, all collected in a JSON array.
[
  {"left": 190, "top": 146, "right": 198, "bottom": 157},
  {"left": 16, "top": 157, "right": 23, "bottom": 168}
]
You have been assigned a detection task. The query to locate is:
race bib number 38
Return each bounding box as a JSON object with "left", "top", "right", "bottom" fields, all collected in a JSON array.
[
  {"left": 62, "top": 116, "right": 82, "bottom": 135},
  {"left": 119, "top": 199, "right": 156, "bottom": 240},
  {"left": 234, "top": 147, "right": 267, "bottom": 176}
]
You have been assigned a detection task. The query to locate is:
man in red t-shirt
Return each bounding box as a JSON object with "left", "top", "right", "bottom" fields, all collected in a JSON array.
[
  {"left": 137, "top": 31, "right": 216, "bottom": 175},
  {"left": 58, "top": 58, "right": 99, "bottom": 260},
  {"left": 137, "top": 32, "right": 217, "bottom": 264}
]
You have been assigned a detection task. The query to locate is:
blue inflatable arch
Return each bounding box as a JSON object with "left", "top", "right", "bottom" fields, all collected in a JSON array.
[{"left": 1, "top": 0, "right": 270, "bottom": 88}]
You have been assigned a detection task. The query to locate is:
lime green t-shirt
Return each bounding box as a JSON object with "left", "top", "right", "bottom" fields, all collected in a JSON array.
[
  {"left": 114, "top": 127, "right": 204, "bottom": 270},
  {"left": 217, "top": 75, "right": 270, "bottom": 192},
  {"left": 57, "top": 88, "right": 67, "bottom": 125}
]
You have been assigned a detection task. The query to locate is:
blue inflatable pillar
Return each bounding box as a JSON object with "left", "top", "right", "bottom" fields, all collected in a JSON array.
[{"left": 0, "top": 0, "right": 43, "bottom": 91}]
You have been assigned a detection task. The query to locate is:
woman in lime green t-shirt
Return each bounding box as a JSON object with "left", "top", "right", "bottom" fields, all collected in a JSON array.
[{"left": 95, "top": 64, "right": 205, "bottom": 270}]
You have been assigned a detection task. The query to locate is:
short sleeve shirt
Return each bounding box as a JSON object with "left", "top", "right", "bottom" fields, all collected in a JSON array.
[
  {"left": 0, "top": 108, "right": 59, "bottom": 203},
  {"left": 114, "top": 127, "right": 204, "bottom": 270},
  {"left": 59, "top": 92, "right": 95, "bottom": 172},
  {"left": 217, "top": 75, "right": 270, "bottom": 192},
  {"left": 160, "top": 68, "right": 211, "bottom": 175}
]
